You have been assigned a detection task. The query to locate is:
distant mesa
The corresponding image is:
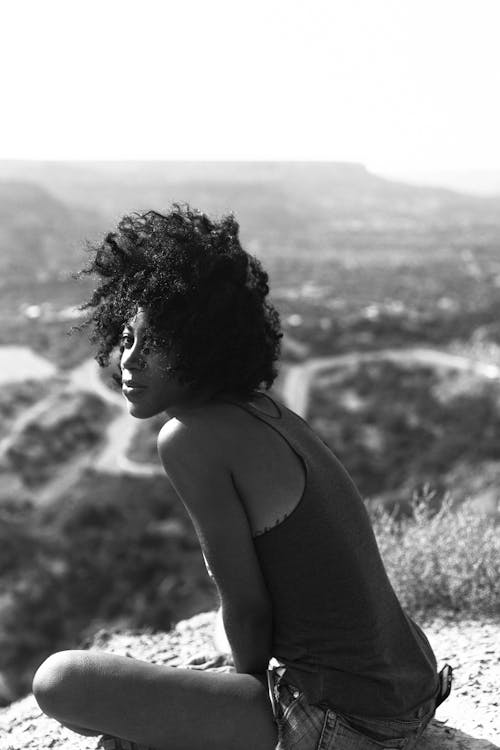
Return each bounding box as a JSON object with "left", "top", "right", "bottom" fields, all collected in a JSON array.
[{"left": 0, "top": 160, "right": 499, "bottom": 282}]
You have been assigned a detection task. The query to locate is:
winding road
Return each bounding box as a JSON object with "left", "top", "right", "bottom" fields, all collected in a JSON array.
[
  {"left": 68, "top": 346, "right": 500, "bottom": 475},
  {"left": 282, "top": 347, "right": 500, "bottom": 419},
  {"left": 2, "top": 346, "right": 500, "bottom": 499}
]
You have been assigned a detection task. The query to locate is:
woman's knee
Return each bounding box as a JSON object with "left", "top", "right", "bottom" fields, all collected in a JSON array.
[{"left": 32, "top": 650, "right": 90, "bottom": 721}]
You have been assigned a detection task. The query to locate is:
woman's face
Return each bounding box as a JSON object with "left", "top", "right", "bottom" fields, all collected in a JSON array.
[{"left": 120, "top": 309, "right": 193, "bottom": 419}]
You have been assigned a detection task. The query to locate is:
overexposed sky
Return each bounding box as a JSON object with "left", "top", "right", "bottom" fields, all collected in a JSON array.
[{"left": 0, "top": 0, "right": 499, "bottom": 173}]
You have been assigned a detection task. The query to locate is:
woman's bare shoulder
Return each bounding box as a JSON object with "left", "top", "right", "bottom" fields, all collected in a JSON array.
[{"left": 157, "top": 403, "right": 248, "bottom": 467}]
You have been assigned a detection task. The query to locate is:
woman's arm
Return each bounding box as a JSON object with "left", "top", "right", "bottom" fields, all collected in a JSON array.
[{"left": 158, "top": 418, "right": 273, "bottom": 675}]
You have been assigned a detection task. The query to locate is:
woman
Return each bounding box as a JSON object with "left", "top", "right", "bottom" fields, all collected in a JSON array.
[{"left": 32, "top": 204, "right": 447, "bottom": 750}]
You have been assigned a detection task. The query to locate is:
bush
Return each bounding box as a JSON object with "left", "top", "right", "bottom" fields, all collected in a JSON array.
[
  {"left": 370, "top": 493, "right": 500, "bottom": 617},
  {"left": 0, "top": 473, "right": 218, "bottom": 701}
]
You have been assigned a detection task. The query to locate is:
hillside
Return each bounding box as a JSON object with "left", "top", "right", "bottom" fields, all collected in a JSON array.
[
  {"left": 0, "top": 180, "right": 104, "bottom": 279},
  {"left": 1, "top": 161, "right": 499, "bottom": 271}
]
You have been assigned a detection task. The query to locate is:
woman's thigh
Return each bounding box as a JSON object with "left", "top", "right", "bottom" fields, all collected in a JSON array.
[{"left": 32, "top": 650, "right": 277, "bottom": 750}]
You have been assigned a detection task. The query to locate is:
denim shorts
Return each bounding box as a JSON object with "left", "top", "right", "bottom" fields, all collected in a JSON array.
[{"left": 267, "top": 666, "right": 437, "bottom": 750}]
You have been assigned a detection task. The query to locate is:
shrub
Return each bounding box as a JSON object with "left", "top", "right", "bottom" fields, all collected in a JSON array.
[
  {"left": 370, "top": 493, "right": 500, "bottom": 617},
  {"left": 0, "top": 473, "right": 218, "bottom": 700}
]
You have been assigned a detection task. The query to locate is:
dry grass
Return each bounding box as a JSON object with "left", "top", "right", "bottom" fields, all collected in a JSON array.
[{"left": 370, "top": 494, "right": 500, "bottom": 617}]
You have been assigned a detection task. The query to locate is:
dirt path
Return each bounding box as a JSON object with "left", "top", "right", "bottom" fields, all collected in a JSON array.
[
  {"left": 68, "top": 359, "right": 163, "bottom": 476},
  {"left": 1, "top": 358, "right": 162, "bottom": 505}
]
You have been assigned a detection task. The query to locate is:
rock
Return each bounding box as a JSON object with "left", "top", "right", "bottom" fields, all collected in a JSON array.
[{"left": 0, "top": 612, "right": 498, "bottom": 750}]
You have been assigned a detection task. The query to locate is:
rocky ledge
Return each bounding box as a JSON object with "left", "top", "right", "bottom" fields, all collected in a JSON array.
[{"left": 0, "top": 612, "right": 498, "bottom": 749}]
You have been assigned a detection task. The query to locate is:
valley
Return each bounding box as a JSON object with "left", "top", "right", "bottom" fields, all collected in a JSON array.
[{"left": 0, "top": 160, "right": 499, "bottom": 705}]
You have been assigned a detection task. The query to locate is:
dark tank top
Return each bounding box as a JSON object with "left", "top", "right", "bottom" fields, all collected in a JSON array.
[{"left": 231, "top": 393, "right": 438, "bottom": 718}]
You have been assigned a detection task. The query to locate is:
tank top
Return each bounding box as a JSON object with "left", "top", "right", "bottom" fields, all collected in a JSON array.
[{"left": 230, "top": 392, "right": 438, "bottom": 718}]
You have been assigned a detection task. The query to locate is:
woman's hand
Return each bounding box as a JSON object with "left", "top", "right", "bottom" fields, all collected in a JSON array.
[{"left": 184, "top": 652, "right": 235, "bottom": 671}]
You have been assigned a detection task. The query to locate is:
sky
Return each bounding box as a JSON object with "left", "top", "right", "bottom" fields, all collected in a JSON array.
[{"left": 0, "top": 0, "right": 499, "bottom": 185}]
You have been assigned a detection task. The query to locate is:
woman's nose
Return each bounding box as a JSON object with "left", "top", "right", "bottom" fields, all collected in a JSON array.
[{"left": 121, "top": 345, "right": 146, "bottom": 371}]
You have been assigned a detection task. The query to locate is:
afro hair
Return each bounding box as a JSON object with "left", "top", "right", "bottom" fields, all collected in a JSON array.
[{"left": 77, "top": 203, "right": 282, "bottom": 399}]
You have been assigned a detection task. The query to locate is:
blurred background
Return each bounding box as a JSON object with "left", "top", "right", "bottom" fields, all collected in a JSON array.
[{"left": 0, "top": 0, "right": 499, "bottom": 707}]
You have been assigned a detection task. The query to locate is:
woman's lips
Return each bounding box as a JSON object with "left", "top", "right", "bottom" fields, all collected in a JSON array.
[{"left": 122, "top": 382, "right": 147, "bottom": 399}]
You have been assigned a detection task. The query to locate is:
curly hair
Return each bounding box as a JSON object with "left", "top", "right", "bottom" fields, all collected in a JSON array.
[{"left": 77, "top": 203, "right": 282, "bottom": 399}]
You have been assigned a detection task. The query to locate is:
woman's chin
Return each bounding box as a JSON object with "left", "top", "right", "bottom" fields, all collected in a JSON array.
[{"left": 124, "top": 399, "right": 153, "bottom": 419}]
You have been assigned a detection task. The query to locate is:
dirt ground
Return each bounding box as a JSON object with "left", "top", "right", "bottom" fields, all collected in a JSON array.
[
  {"left": 424, "top": 615, "right": 499, "bottom": 745},
  {"left": 0, "top": 612, "right": 498, "bottom": 749}
]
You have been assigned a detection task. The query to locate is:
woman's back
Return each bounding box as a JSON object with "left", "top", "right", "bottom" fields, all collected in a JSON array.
[{"left": 223, "top": 392, "right": 438, "bottom": 718}]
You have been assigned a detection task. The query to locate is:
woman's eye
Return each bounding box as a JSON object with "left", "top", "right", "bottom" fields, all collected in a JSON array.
[{"left": 120, "top": 335, "right": 134, "bottom": 349}]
